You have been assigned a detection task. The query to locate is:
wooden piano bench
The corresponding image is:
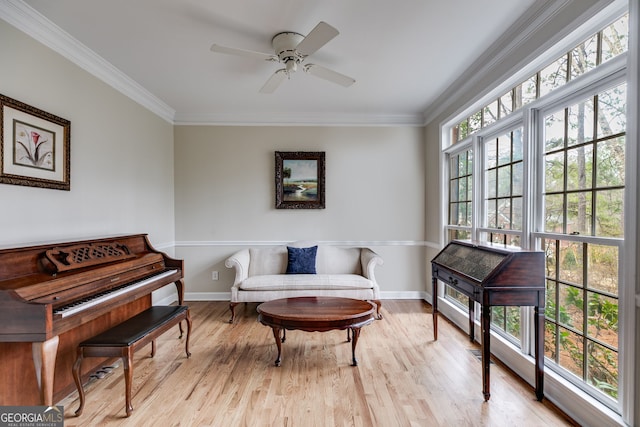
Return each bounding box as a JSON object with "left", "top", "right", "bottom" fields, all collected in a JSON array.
[{"left": 72, "top": 305, "right": 192, "bottom": 417}]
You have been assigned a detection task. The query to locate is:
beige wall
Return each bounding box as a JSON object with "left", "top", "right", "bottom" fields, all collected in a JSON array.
[
  {"left": 174, "top": 125, "right": 427, "bottom": 298},
  {"left": 0, "top": 21, "right": 175, "bottom": 252}
]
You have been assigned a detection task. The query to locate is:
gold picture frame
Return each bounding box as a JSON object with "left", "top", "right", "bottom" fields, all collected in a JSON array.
[{"left": 0, "top": 94, "right": 71, "bottom": 190}]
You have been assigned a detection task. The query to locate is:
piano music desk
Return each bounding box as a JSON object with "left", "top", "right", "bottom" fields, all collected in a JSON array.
[{"left": 72, "top": 305, "right": 191, "bottom": 417}]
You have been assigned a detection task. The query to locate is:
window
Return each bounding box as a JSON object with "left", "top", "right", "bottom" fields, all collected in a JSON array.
[
  {"left": 539, "top": 83, "right": 625, "bottom": 401},
  {"left": 482, "top": 127, "right": 525, "bottom": 341},
  {"left": 441, "top": 11, "right": 629, "bottom": 416},
  {"left": 446, "top": 149, "right": 473, "bottom": 307},
  {"left": 448, "top": 149, "right": 473, "bottom": 230}
]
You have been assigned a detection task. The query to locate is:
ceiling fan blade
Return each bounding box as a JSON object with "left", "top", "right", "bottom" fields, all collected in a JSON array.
[
  {"left": 295, "top": 21, "right": 339, "bottom": 57},
  {"left": 259, "top": 69, "right": 288, "bottom": 93},
  {"left": 304, "top": 64, "right": 355, "bottom": 87},
  {"left": 210, "top": 44, "right": 277, "bottom": 61}
]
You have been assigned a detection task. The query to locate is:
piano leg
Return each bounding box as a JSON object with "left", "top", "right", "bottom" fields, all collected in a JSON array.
[{"left": 32, "top": 336, "right": 59, "bottom": 406}]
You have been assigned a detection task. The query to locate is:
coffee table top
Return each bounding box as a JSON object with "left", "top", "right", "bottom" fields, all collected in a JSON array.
[{"left": 257, "top": 297, "right": 376, "bottom": 332}]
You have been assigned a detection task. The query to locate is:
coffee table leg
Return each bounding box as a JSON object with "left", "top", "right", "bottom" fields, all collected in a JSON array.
[
  {"left": 351, "top": 328, "right": 362, "bottom": 366},
  {"left": 271, "top": 327, "right": 282, "bottom": 366}
]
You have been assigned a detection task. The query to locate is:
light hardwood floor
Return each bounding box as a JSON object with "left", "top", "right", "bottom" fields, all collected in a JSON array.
[{"left": 59, "top": 300, "right": 577, "bottom": 426}]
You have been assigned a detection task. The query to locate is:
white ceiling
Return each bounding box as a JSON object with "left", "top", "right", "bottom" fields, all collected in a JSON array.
[{"left": 17, "top": 0, "right": 538, "bottom": 125}]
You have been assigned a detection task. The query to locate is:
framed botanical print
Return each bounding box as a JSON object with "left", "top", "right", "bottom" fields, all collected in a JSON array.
[
  {"left": 275, "top": 151, "right": 325, "bottom": 209},
  {"left": 1, "top": 94, "right": 71, "bottom": 190}
]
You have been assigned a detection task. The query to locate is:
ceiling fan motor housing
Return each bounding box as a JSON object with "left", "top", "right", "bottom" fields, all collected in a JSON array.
[{"left": 272, "top": 32, "right": 305, "bottom": 71}]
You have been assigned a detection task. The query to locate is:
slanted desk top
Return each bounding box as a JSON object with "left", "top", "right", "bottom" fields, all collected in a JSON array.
[{"left": 431, "top": 240, "right": 545, "bottom": 401}]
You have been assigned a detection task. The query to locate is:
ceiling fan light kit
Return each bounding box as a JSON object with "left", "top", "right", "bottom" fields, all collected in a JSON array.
[{"left": 210, "top": 21, "right": 356, "bottom": 93}]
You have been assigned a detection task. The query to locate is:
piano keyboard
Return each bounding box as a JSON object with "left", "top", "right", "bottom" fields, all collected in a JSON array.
[{"left": 54, "top": 269, "right": 178, "bottom": 318}]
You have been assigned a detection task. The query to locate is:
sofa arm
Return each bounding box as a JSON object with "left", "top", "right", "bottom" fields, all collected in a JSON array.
[
  {"left": 225, "top": 249, "right": 250, "bottom": 286},
  {"left": 360, "top": 248, "right": 383, "bottom": 282}
]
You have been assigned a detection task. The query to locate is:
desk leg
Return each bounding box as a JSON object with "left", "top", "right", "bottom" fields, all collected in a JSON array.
[
  {"left": 535, "top": 305, "right": 545, "bottom": 401},
  {"left": 350, "top": 328, "right": 362, "bottom": 366},
  {"left": 468, "top": 298, "right": 475, "bottom": 342},
  {"left": 481, "top": 304, "right": 491, "bottom": 401},
  {"left": 271, "top": 327, "right": 282, "bottom": 367},
  {"left": 432, "top": 277, "right": 438, "bottom": 340}
]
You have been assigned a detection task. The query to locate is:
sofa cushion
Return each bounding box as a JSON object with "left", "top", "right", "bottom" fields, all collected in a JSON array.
[
  {"left": 316, "top": 246, "right": 362, "bottom": 275},
  {"left": 286, "top": 246, "right": 317, "bottom": 274},
  {"left": 238, "top": 274, "right": 374, "bottom": 291},
  {"left": 248, "top": 247, "right": 288, "bottom": 276}
]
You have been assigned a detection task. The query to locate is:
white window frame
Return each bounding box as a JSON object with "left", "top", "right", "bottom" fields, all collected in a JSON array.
[{"left": 437, "top": 3, "right": 634, "bottom": 425}]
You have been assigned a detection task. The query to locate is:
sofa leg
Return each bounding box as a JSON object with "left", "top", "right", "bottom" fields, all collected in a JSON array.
[
  {"left": 229, "top": 302, "right": 239, "bottom": 323},
  {"left": 373, "top": 300, "right": 383, "bottom": 319}
]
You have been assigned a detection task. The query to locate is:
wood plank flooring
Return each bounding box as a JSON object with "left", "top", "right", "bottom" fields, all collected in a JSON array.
[{"left": 58, "top": 300, "right": 577, "bottom": 426}]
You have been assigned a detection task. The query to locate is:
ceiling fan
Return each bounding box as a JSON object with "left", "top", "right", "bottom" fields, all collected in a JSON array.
[{"left": 210, "top": 21, "right": 356, "bottom": 93}]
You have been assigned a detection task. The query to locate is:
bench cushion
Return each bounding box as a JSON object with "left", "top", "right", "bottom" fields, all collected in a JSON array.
[
  {"left": 238, "top": 274, "right": 374, "bottom": 291},
  {"left": 79, "top": 306, "right": 188, "bottom": 347}
]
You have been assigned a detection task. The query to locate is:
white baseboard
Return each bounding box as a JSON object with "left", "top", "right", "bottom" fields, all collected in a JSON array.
[
  {"left": 379, "top": 291, "right": 429, "bottom": 300},
  {"left": 183, "top": 291, "right": 429, "bottom": 302},
  {"left": 186, "top": 292, "right": 231, "bottom": 301}
]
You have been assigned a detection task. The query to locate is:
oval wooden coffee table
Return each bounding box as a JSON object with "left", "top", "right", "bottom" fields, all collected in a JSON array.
[{"left": 257, "top": 296, "right": 376, "bottom": 367}]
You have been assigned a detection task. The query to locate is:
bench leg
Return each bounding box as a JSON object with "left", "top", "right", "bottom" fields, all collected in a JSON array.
[
  {"left": 72, "top": 350, "right": 85, "bottom": 416},
  {"left": 151, "top": 340, "right": 156, "bottom": 357},
  {"left": 123, "top": 348, "right": 134, "bottom": 417},
  {"left": 185, "top": 309, "right": 192, "bottom": 358}
]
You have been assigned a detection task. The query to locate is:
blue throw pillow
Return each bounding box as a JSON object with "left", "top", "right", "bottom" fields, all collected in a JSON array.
[{"left": 286, "top": 246, "right": 317, "bottom": 274}]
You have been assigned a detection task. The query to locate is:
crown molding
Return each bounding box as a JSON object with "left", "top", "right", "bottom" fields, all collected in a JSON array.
[
  {"left": 173, "top": 111, "right": 426, "bottom": 127},
  {"left": 1, "top": 1, "right": 427, "bottom": 127},
  {"left": 423, "top": 0, "right": 576, "bottom": 125},
  {"left": 1, "top": 1, "right": 423, "bottom": 127},
  {"left": 0, "top": 0, "right": 176, "bottom": 123}
]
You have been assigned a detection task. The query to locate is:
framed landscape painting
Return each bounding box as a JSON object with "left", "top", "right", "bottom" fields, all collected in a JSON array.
[
  {"left": 275, "top": 151, "right": 325, "bottom": 209},
  {"left": 0, "top": 94, "right": 71, "bottom": 190}
]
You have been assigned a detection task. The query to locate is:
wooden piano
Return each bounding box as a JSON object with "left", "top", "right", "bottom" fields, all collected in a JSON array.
[
  {"left": 0, "top": 234, "right": 184, "bottom": 406},
  {"left": 431, "top": 240, "right": 545, "bottom": 401}
]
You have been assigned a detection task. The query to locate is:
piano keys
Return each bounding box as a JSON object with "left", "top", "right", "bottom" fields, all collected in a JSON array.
[
  {"left": 431, "top": 240, "right": 545, "bottom": 401},
  {"left": 0, "top": 234, "right": 184, "bottom": 405},
  {"left": 54, "top": 269, "right": 178, "bottom": 318}
]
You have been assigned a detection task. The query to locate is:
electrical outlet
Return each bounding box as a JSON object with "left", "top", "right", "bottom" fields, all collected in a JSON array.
[{"left": 211, "top": 271, "right": 219, "bottom": 281}]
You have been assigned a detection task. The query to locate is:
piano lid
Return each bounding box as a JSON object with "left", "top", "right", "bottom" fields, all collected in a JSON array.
[{"left": 0, "top": 234, "right": 169, "bottom": 300}]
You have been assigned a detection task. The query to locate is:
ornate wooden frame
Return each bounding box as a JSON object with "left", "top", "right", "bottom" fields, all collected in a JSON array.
[
  {"left": 0, "top": 94, "right": 71, "bottom": 190},
  {"left": 275, "top": 151, "right": 325, "bottom": 209}
]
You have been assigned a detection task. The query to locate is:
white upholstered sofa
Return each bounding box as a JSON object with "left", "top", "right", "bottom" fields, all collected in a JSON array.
[{"left": 225, "top": 242, "right": 383, "bottom": 322}]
